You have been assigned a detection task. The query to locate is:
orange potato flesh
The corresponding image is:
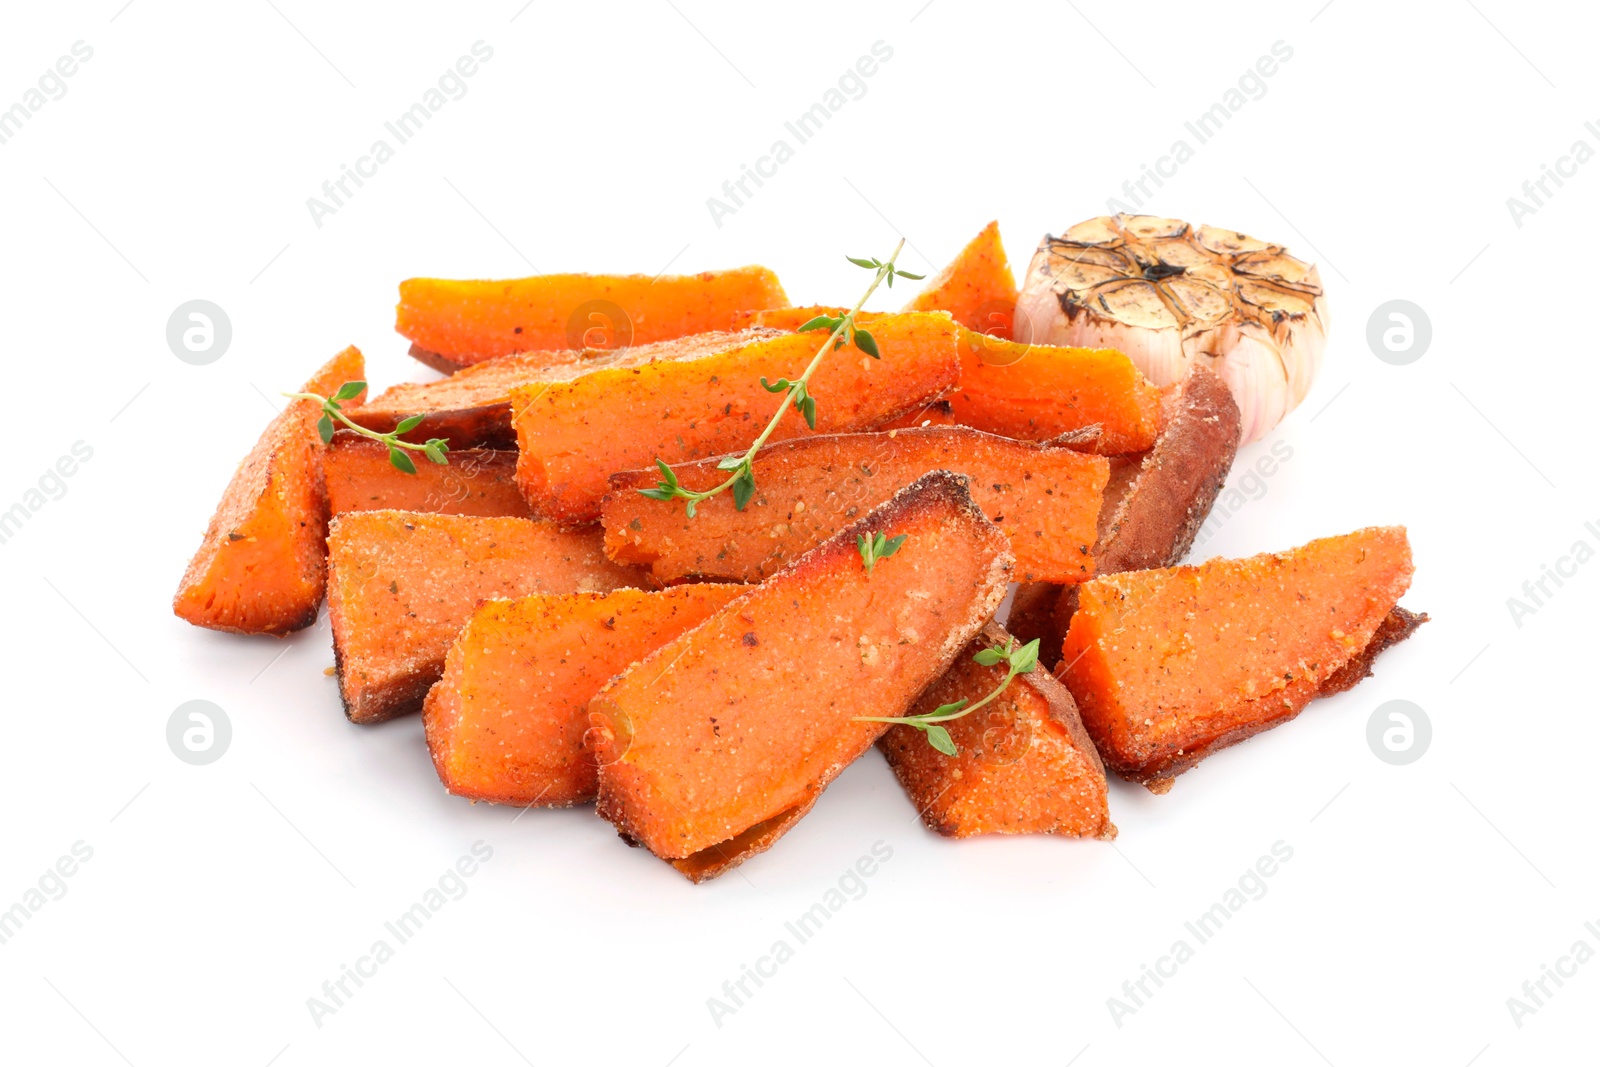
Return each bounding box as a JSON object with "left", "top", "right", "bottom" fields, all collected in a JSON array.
[
  {"left": 347, "top": 329, "right": 779, "bottom": 449},
  {"left": 902, "top": 220, "right": 1020, "bottom": 338},
  {"left": 423, "top": 585, "right": 743, "bottom": 807},
  {"left": 590, "top": 471, "right": 1013, "bottom": 868},
  {"left": 396, "top": 267, "right": 789, "bottom": 368},
  {"left": 1057, "top": 526, "right": 1415, "bottom": 789},
  {"left": 173, "top": 346, "right": 366, "bottom": 635},
  {"left": 512, "top": 312, "right": 961, "bottom": 527},
  {"left": 948, "top": 328, "right": 1163, "bottom": 454},
  {"left": 733, "top": 306, "right": 1160, "bottom": 455},
  {"left": 324, "top": 435, "right": 531, "bottom": 519},
  {"left": 326, "top": 511, "right": 645, "bottom": 724},
  {"left": 602, "top": 426, "right": 1108, "bottom": 584},
  {"left": 879, "top": 622, "right": 1115, "bottom": 839}
]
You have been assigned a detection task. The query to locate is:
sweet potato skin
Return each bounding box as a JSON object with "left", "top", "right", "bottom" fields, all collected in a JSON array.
[
  {"left": 948, "top": 328, "right": 1162, "bottom": 455},
  {"left": 324, "top": 435, "right": 531, "bottom": 519},
  {"left": 602, "top": 426, "right": 1108, "bottom": 584},
  {"left": 349, "top": 330, "right": 779, "bottom": 450},
  {"left": 513, "top": 312, "right": 961, "bottom": 527},
  {"left": 1057, "top": 527, "right": 1416, "bottom": 789},
  {"left": 879, "top": 622, "right": 1115, "bottom": 840},
  {"left": 423, "top": 585, "right": 743, "bottom": 806},
  {"left": 902, "top": 220, "right": 1019, "bottom": 337},
  {"left": 396, "top": 267, "right": 789, "bottom": 368},
  {"left": 326, "top": 511, "right": 644, "bottom": 724},
  {"left": 590, "top": 471, "right": 1013, "bottom": 868},
  {"left": 1094, "top": 365, "right": 1241, "bottom": 575},
  {"left": 173, "top": 346, "right": 365, "bottom": 635}
]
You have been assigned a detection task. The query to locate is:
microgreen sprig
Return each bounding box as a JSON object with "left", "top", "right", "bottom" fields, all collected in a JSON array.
[
  {"left": 637, "top": 242, "right": 924, "bottom": 517},
  {"left": 282, "top": 381, "right": 449, "bottom": 474},
  {"left": 856, "top": 636, "right": 1041, "bottom": 756},
  {"left": 857, "top": 530, "right": 907, "bottom": 576}
]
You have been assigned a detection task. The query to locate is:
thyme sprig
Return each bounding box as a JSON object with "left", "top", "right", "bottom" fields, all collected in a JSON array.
[
  {"left": 637, "top": 242, "right": 923, "bottom": 517},
  {"left": 857, "top": 636, "right": 1041, "bottom": 755},
  {"left": 857, "top": 530, "right": 907, "bottom": 576},
  {"left": 283, "top": 381, "right": 449, "bottom": 474}
]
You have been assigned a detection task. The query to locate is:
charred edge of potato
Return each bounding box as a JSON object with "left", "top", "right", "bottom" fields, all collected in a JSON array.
[
  {"left": 1130, "top": 605, "right": 1428, "bottom": 792},
  {"left": 1320, "top": 606, "right": 1430, "bottom": 697},
  {"left": 406, "top": 343, "right": 470, "bottom": 374},
  {"left": 665, "top": 794, "right": 822, "bottom": 883},
  {"left": 349, "top": 403, "right": 517, "bottom": 451}
]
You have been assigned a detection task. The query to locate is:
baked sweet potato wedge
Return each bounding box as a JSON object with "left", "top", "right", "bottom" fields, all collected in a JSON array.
[
  {"left": 1013, "top": 364, "right": 1243, "bottom": 667},
  {"left": 602, "top": 426, "right": 1108, "bottom": 584},
  {"left": 173, "top": 346, "right": 365, "bottom": 636},
  {"left": 326, "top": 511, "right": 644, "bottom": 724},
  {"left": 879, "top": 621, "right": 1115, "bottom": 839},
  {"left": 589, "top": 471, "right": 1013, "bottom": 879},
  {"left": 512, "top": 312, "right": 961, "bottom": 527},
  {"left": 324, "top": 435, "right": 530, "bottom": 519},
  {"left": 1057, "top": 526, "right": 1417, "bottom": 791},
  {"left": 902, "top": 220, "right": 1019, "bottom": 337},
  {"left": 396, "top": 266, "right": 789, "bottom": 369},
  {"left": 423, "top": 585, "right": 743, "bottom": 806},
  {"left": 347, "top": 330, "right": 779, "bottom": 450},
  {"left": 947, "top": 328, "right": 1162, "bottom": 455}
]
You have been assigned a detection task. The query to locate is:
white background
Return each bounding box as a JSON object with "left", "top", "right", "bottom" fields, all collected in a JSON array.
[{"left": 1, "top": 2, "right": 1594, "bottom": 1064}]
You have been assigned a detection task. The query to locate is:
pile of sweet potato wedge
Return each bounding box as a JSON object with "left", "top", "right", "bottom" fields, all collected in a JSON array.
[{"left": 174, "top": 222, "right": 1424, "bottom": 881}]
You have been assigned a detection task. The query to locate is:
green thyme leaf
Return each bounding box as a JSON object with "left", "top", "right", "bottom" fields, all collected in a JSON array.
[
  {"left": 854, "top": 329, "right": 880, "bottom": 359},
  {"left": 796, "top": 316, "right": 842, "bottom": 333},
  {"left": 388, "top": 446, "right": 416, "bottom": 474},
  {"left": 316, "top": 413, "right": 334, "bottom": 445},
  {"left": 333, "top": 381, "right": 366, "bottom": 401},
  {"left": 731, "top": 469, "right": 756, "bottom": 511},
  {"left": 394, "top": 414, "right": 426, "bottom": 434},
  {"left": 925, "top": 724, "right": 958, "bottom": 756},
  {"left": 1010, "top": 639, "right": 1041, "bottom": 674}
]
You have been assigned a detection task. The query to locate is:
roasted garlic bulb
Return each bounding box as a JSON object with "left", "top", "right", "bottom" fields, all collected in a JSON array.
[{"left": 1015, "top": 214, "right": 1328, "bottom": 443}]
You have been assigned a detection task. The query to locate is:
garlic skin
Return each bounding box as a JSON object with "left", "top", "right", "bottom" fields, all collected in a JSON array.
[{"left": 1015, "top": 214, "right": 1329, "bottom": 444}]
